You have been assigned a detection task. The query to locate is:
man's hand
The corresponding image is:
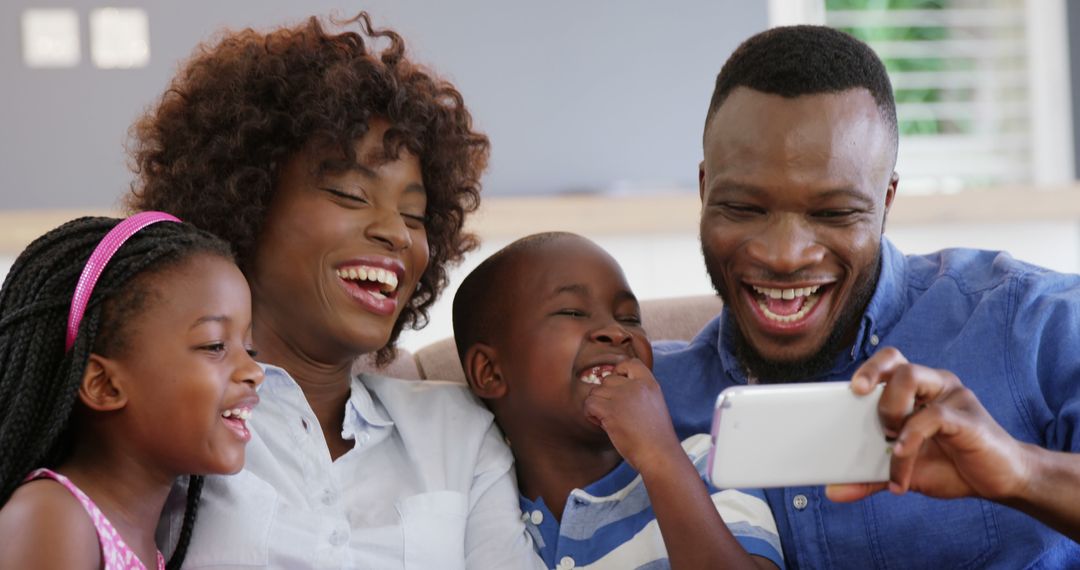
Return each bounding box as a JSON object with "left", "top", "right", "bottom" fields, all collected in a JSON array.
[
  {"left": 826, "top": 347, "right": 1033, "bottom": 503},
  {"left": 582, "top": 358, "right": 683, "bottom": 474}
]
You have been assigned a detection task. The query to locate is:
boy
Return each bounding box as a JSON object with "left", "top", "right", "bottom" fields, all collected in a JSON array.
[{"left": 452, "top": 232, "right": 783, "bottom": 570}]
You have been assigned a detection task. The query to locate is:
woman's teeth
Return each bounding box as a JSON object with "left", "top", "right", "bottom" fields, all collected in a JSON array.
[
  {"left": 222, "top": 408, "right": 252, "bottom": 421},
  {"left": 336, "top": 266, "right": 399, "bottom": 296}
]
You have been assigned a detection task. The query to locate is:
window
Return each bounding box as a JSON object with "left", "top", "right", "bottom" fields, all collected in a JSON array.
[{"left": 770, "top": 0, "right": 1075, "bottom": 192}]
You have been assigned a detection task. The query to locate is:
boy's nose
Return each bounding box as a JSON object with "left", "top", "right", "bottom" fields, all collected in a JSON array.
[{"left": 591, "top": 323, "right": 632, "bottom": 345}]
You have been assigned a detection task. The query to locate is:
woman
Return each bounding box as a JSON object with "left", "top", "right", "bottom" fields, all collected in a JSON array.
[{"left": 128, "top": 13, "right": 538, "bottom": 569}]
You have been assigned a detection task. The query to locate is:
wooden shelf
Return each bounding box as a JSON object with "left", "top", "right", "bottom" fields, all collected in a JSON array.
[{"left": 3, "top": 185, "right": 1080, "bottom": 253}]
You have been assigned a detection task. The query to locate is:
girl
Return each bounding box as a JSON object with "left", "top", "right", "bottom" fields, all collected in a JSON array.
[{"left": 0, "top": 214, "right": 264, "bottom": 569}]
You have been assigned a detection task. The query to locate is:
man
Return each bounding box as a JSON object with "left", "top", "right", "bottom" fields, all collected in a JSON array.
[{"left": 654, "top": 25, "right": 1080, "bottom": 568}]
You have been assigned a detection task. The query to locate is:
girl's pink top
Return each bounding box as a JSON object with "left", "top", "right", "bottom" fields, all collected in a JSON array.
[{"left": 23, "top": 468, "right": 166, "bottom": 570}]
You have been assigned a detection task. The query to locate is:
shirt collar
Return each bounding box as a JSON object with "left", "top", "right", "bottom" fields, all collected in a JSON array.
[
  {"left": 254, "top": 363, "right": 394, "bottom": 438},
  {"left": 345, "top": 373, "right": 394, "bottom": 434},
  {"left": 849, "top": 237, "right": 908, "bottom": 360},
  {"left": 716, "top": 236, "right": 909, "bottom": 380}
]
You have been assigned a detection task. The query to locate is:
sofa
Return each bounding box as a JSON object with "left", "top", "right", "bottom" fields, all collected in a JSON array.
[{"left": 355, "top": 294, "right": 724, "bottom": 383}]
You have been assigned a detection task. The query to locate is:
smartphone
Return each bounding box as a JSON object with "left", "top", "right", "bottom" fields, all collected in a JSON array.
[{"left": 707, "top": 381, "right": 893, "bottom": 488}]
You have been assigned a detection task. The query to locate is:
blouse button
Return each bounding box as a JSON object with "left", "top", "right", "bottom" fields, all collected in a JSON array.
[{"left": 329, "top": 529, "right": 346, "bottom": 547}]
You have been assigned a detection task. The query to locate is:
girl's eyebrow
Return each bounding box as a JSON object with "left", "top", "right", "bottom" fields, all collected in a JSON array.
[{"left": 190, "top": 315, "right": 230, "bottom": 329}]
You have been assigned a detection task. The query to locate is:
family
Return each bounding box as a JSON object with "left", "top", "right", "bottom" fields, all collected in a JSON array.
[{"left": 0, "top": 12, "right": 1077, "bottom": 570}]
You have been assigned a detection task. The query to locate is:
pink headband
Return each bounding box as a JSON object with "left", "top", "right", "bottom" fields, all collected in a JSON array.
[{"left": 65, "top": 211, "right": 182, "bottom": 352}]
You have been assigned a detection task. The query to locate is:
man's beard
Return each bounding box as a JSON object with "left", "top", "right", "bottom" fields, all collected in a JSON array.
[{"left": 702, "top": 242, "right": 881, "bottom": 383}]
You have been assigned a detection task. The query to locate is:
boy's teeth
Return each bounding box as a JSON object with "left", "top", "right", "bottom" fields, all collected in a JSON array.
[
  {"left": 579, "top": 366, "right": 615, "bottom": 385},
  {"left": 751, "top": 285, "right": 821, "bottom": 300}
]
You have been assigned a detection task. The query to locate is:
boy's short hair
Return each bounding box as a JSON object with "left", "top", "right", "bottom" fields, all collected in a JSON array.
[{"left": 452, "top": 231, "right": 576, "bottom": 363}]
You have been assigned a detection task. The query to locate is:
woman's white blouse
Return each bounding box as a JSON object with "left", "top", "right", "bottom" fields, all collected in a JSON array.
[{"left": 158, "top": 364, "right": 540, "bottom": 569}]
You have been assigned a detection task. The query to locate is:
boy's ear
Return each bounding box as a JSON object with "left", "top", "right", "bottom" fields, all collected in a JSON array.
[
  {"left": 463, "top": 343, "right": 507, "bottom": 401},
  {"left": 79, "top": 354, "right": 128, "bottom": 412}
]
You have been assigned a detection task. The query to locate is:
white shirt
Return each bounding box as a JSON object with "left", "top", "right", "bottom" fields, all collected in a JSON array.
[{"left": 159, "top": 364, "right": 541, "bottom": 569}]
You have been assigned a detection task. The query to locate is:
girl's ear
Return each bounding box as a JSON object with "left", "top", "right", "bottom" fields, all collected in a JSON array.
[
  {"left": 464, "top": 343, "right": 507, "bottom": 401},
  {"left": 79, "top": 354, "right": 128, "bottom": 412}
]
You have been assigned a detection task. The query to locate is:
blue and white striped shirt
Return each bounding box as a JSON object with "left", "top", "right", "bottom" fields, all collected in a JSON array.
[{"left": 519, "top": 434, "right": 784, "bottom": 570}]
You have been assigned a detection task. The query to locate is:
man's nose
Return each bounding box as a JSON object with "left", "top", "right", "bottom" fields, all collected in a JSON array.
[{"left": 745, "top": 214, "right": 826, "bottom": 275}]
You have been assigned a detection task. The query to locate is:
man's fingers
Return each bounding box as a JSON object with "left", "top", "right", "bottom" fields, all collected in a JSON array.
[
  {"left": 851, "top": 347, "right": 908, "bottom": 393},
  {"left": 825, "top": 482, "right": 888, "bottom": 502},
  {"left": 876, "top": 363, "right": 963, "bottom": 437},
  {"left": 888, "top": 399, "right": 965, "bottom": 492}
]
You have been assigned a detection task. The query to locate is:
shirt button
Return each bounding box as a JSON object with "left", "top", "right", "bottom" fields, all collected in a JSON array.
[
  {"left": 530, "top": 510, "right": 544, "bottom": 525},
  {"left": 870, "top": 334, "right": 880, "bottom": 346},
  {"left": 321, "top": 488, "right": 336, "bottom": 506},
  {"left": 359, "top": 433, "right": 371, "bottom": 445},
  {"left": 793, "top": 494, "right": 808, "bottom": 510},
  {"left": 557, "top": 556, "right": 576, "bottom": 569},
  {"left": 329, "top": 529, "right": 346, "bottom": 546}
]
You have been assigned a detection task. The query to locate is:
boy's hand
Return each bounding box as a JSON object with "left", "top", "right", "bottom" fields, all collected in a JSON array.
[{"left": 583, "top": 359, "right": 683, "bottom": 473}]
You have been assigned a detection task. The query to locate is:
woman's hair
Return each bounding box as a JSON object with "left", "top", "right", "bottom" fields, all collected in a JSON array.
[
  {"left": 127, "top": 12, "right": 491, "bottom": 365},
  {"left": 0, "top": 216, "right": 232, "bottom": 569}
]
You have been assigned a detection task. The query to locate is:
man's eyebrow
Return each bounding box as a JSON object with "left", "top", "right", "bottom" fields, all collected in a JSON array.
[
  {"left": 815, "top": 188, "right": 876, "bottom": 208},
  {"left": 709, "top": 181, "right": 767, "bottom": 198}
]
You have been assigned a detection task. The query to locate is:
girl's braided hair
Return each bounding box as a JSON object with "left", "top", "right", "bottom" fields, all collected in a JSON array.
[
  {"left": 127, "top": 12, "right": 490, "bottom": 365},
  {"left": 0, "top": 216, "right": 232, "bottom": 569}
]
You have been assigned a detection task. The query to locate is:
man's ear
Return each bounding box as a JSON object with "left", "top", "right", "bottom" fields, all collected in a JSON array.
[
  {"left": 79, "top": 354, "right": 128, "bottom": 412},
  {"left": 881, "top": 171, "right": 899, "bottom": 234},
  {"left": 463, "top": 344, "right": 507, "bottom": 401},
  {"left": 698, "top": 160, "right": 707, "bottom": 203}
]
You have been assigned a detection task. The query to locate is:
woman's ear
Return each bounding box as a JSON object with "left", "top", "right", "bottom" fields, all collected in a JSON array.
[
  {"left": 463, "top": 344, "right": 507, "bottom": 401},
  {"left": 79, "top": 354, "right": 128, "bottom": 412}
]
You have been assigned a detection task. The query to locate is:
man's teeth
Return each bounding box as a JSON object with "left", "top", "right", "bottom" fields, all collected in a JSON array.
[
  {"left": 335, "top": 266, "right": 399, "bottom": 294},
  {"left": 751, "top": 285, "right": 821, "bottom": 300},
  {"left": 757, "top": 294, "right": 820, "bottom": 323},
  {"left": 222, "top": 408, "right": 252, "bottom": 421},
  {"left": 581, "top": 367, "right": 614, "bottom": 385}
]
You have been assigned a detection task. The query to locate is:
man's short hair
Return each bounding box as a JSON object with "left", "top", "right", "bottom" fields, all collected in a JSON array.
[{"left": 705, "top": 25, "right": 897, "bottom": 142}]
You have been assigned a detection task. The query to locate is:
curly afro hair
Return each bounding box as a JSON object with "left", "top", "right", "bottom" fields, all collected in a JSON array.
[{"left": 126, "top": 12, "right": 490, "bottom": 365}]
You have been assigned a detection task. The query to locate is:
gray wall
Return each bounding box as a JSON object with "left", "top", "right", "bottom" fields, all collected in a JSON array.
[{"left": 1, "top": 1, "right": 766, "bottom": 209}]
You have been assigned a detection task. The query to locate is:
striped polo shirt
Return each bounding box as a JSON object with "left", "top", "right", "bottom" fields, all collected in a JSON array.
[{"left": 519, "top": 434, "right": 784, "bottom": 569}]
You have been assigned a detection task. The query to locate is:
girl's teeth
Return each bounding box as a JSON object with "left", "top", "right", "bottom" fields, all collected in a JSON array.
[{"left": 222, "top": 408, "right": 252, "bottom": 421}]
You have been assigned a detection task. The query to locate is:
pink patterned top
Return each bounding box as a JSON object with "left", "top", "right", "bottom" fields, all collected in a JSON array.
[{"left": 23, "top": 468, "right": 166, "bottom": 570}]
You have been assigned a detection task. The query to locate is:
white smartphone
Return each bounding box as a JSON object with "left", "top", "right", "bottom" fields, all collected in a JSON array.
[{"left": 707, "top": 381, "right": 893, "bottom": 488}]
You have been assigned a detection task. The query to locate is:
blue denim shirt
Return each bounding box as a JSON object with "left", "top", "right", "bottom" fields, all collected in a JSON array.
[{"left": 653, "top": 238, "right": 1080, "bottom": 569}]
